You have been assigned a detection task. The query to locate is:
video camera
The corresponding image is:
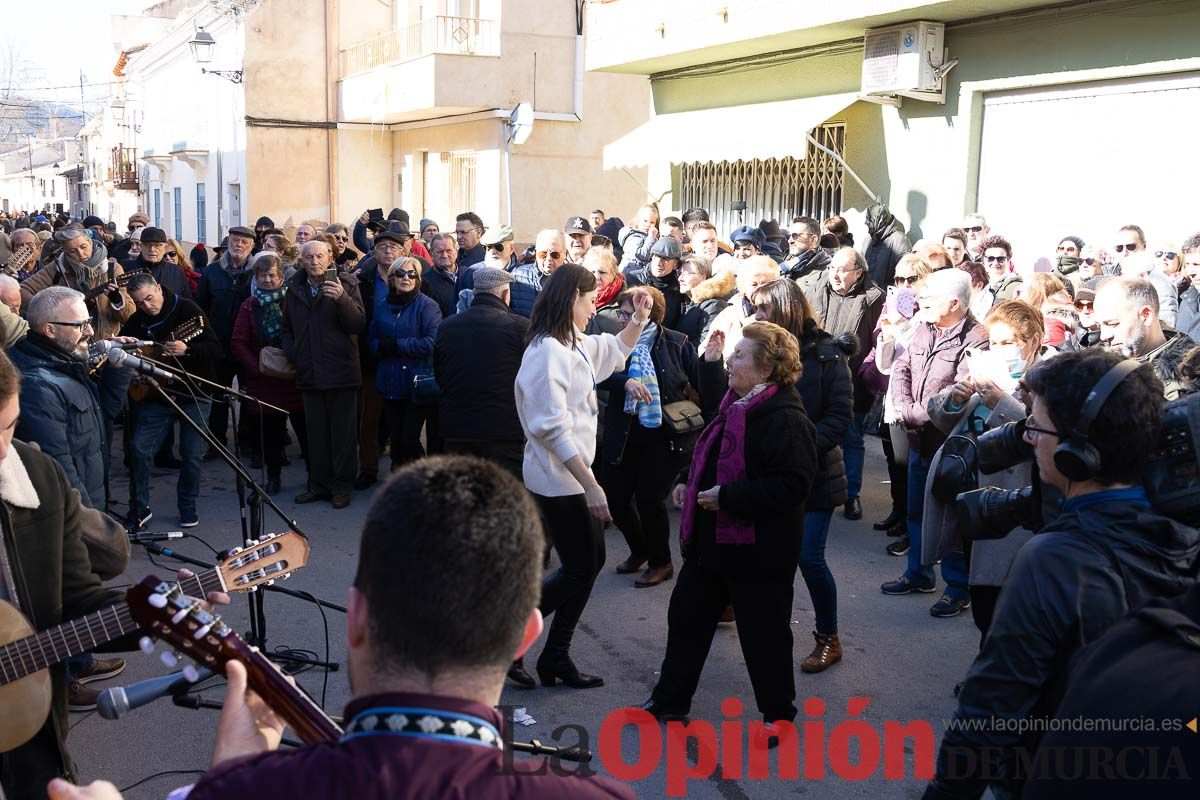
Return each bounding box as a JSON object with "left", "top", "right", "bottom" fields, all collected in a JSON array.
[{"left": 956, "top": 391, "right": 1200, "bottom": 539}]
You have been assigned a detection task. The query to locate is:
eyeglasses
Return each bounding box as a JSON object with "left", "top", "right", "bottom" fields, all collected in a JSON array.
[
  {"left": 787, "top": 232, "right": 812, "bottom": 240},
  {"left": 984, "top": 255, "right": 1008, "bottom": 263},
  {"left": 333, "top": 235, "right": 349, "bottom": 242},
  {"left": 832, "top": 267, "right": 861, "bottom": 275},
  {"left": 1114, "top": 243, "right": 1139, "bottom": 253},
  {"left": 163, "top": 251, "right": 178, "bottom": 260},
  {"left": 1155, "top": 250, "right": 1178, "bottom": 260},
  {"left": 963, "top": 226, "right": 983, "bottom": 234},
  {"left": 50, "top": 320, "right": 93, "bottom": 330},
  {"left": 1023, "top": 421, "right": 1062, "bottom": 441},
  {"left": 616, "top": 310, "right": 635, "bottom": 322},
  {"left": 1081, "top": 258, "right": 1098, "bottom": 266},
  {"left": 390, "top": 270, "right": 420, "bottom": 280},
  {"left": 894, "top": 275, "right": 919, "bottom": 286},
  {"left": 537, "top": 251, "right": 563, "bottom": 261},
  {"left": 1074, "top": 300, "right": 1094, "bottom": 312}
]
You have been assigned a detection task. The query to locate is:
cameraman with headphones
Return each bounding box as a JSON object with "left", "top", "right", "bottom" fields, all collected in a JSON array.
[{"left": 925, "top": 348, "right": 1200, "bottom": 799}]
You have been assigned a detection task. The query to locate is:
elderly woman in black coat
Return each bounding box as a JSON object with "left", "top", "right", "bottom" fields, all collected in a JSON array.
[{"left": 642, "top": 322, "right": 817, "bottom": 738}]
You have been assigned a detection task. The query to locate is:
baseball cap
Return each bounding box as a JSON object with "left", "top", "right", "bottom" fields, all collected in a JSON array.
[{"left": 564, "top": 216, "right": 592, "bottom": 235}]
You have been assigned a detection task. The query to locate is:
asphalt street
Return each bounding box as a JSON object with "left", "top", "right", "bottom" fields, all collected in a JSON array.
[{"left": 69, "top": 434, "right": 980, "bottom": 799}]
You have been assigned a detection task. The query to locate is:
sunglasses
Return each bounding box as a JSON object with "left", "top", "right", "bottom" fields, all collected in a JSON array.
[
  {"left": 163, "top": 251, "right": 178, "bottom": 260},
  {"left": 1114, "top": 243, "right": 1139, "bottom": 253},
  {"left": 333, "top": 235, "right": 349, "bottom": 242},
  {"left": 487, "top": 244, "right": 506, "bottom": 253},
  {"left": 894, "top": 275, "right": 919, "bottom": 286},
  {"left": 1074, "top": 300, "right": 1094, "bottom": 312},
  {"left": 1155, "top": 250, "right": 1178, "bottom": 260},
  {"left": 1082, "top": 258, "right": 1098, "bottom": 266},
  {"left": 390, "top": 270, "right": 420, "bottom": 279},
  {"left": 787, "top": 232, "right": 812, "bottom": 240},
  {"left": 984, "top": 255, "right": 1008, "bottom": 263},
  {"left": 537, "top": 251, "right": 563, "bottom": 261},
  {"left": 963, "top": 226, "right": 983, "bottom": 234}
]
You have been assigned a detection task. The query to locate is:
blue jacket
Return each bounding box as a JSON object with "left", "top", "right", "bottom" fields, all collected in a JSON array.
[
  {"left": 7, "top": 334, "right": 130, "bottom": 509},
  {"left": 369, "top": 292, "right": 442, "bottom": 400},
  {"left": 509, "top": 262, "right": 547, "bottom": 318}
]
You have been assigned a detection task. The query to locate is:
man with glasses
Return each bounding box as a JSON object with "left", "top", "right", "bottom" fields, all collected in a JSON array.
[
  {"left": 510, "top": 229, "right": 566, "bottom": 318},
  {"left": 454, "top": 212, "right": 486, "bottom": 270},
  {"left": 455, "top": 225, "right": 518, "bottom": 307},
  {"left": 979, "top": 234, "right": 1021, "bottom": 311},
  {"left": 927, "top": 348, "right": 1198, "bottom": 799},
  {"left": 1111, "top": 224, "right": 1146, "bottom": 275},
  {"left": 1070, "top": 280, "right": 1102, "bottom": 349},
  {"left": 1093, "top": 276, "right": 1195, "bottom": 400},
  {"left": 810, "top": 247, "right": 884, "bottom": 521},
  {"left": 781, "top": 216, "right": 830, "bottom": 301},
  {"left": 121, "top": 273, "right": 225, "bottom": 528},
  {"left": 961, "top": 213, "right": 990, "bottom": 261},
  {"left": 20, "top": 223, "right": 133, "bottom": 340}
]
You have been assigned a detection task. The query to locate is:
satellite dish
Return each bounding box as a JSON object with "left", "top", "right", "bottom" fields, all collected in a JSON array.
[{"left": 508, "top": 102, "right": 534, "bottom": 145}]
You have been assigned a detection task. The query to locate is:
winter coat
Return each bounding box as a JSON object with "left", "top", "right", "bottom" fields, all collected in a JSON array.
[
  {"left": 617, "top": 226, "right": 654, "bottom": 269},
  {"left": 698, "top": 322, "right": 853, "bottom": 510},
  {"left": 599, "top": 325, "right": 699, "bottom": 466},
  {"left": 230, "top": 296, "right": 304, "bottom": 414},
  {"left": 623, "top": 266, "right": 684, "bottom": 330},
  {"left": 809, "top": 271, "right": 884, "bottom": 412},
  {"left": 983, "top": 273, "right": 1023, "bottom": 309},
  {"left": 677, "top": 270, "right": 734, "bottom": 350},
  {"left": 7, "top": 334, "right": 129, "bottom": 509},
  {"left": 18, "top": 252, "right": 135, "bottom": 340},
  {"left": 1176, "top": 284, "right": 1200, "bottom": 342},
  {"left": 891, "top": 314, "right": 989, "bottom": 455},
  {"left": 0, "top": 442, "right": 131, "bottom": 795},
  {"left": 1139, "top": 329, "right": 1196, "bottom": 401},
  {"left": 354, "top": 261, "right": 391, "bottom": 372},
  {"left": 280, "top": 269, "right": 365, "bottom": 391},
  {"left": 861, "top": 204, "right": 910, "bottom": 289},
  {"left": 509, "top": 262, "right": 548, "bottom": 318},
  {"left": 595, "top": 217, "right": 625, "bottom": 262},
  {"left": 120, "top": 291, "right": 225, "bottom": 403},
  {"left": 1023, "top": 581, "right": 1200, "bottom": 800},
  {"left": 433, "top": 292, "right": 528, "bottom": 443},
  {"left": 685, "top": 385, "right": 818, "bottom": 582},
  {"left": 700, "top": 294, "right": 754, "bottom": 361},
  {"left": 921, "top": 391, "right": 1034, "bottom": 586},
  {"left": 369, "top": 291, "right": 442, "bottom": 401},
  {"left": 119, "top": 255, "right": 194, "bottom": 300},
  {"left": 457, "top": 243, "right": 485, "bottom": 271},
  {"left": 196, "top": 255, "right": 253, "bottom": 347},
  {"left": 931, "top": 493, "right": 1200, "bottom": 798},
  {"left": 421, "top": 265, "right": 459, "bottom": 320},
  {"left": 781, "top": 248, "right": 830, "bottom": 305}
]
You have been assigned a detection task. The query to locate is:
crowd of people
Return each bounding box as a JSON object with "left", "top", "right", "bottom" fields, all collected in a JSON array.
[{"left": 1, "top": 199, "right": 1198, "bottom": 800}]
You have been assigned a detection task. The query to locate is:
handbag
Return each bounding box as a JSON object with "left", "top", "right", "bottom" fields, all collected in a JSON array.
[
  {"left": 932, "top": 414, "right": 984, "bottom": 503},
  {"left": 662, "top": 400, "right": 705, "bottom": 453},
  {"left": 259, "top": 345, "right": 296, "bottom": 381},
  {"left": 411, "top": 364, "right": 441, "bottom": 406}
]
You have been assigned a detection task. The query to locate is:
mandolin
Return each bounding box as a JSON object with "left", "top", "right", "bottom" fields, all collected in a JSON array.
[
  {"left": 127, "top": 574, "right": 342, "bottom": 744},
  {"left": 127, "top": 316, "right": 206, "bottom": 402},
  {"left": 0, "top": 531, "right": 309, "bottom": 752},
  {"left": 81, "top": 266, "right": 147, "bottom": 303},
  {"left": 2, "top": 242, "right": 37, "bottom": 281}
]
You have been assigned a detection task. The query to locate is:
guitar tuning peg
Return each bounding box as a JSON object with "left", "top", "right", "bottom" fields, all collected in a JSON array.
[
  {"left": 160, "top": 651, "right": 179, "bottom": 668},
  {"left": 139, "top": 636, "right": 155, "bottom": 654},
  {"left": 182, "top": 665, "right": 200, "bottom": 683},
  {"left": 148, "top": 593, "right": 168, "bottom": 609}
]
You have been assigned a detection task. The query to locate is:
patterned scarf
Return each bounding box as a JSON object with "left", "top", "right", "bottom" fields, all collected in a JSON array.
[
  {"left": 680, "top": 382, "right": 778, "bottom": 545},
  {"left": 623, "top": 322, "right": 661, "bottom": 428},
  {"left": 253, "top": 284, "right": 286, "bottom": 345}
]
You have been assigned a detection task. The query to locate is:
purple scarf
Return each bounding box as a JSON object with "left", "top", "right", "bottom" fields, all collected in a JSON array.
[{"left": 680, "top": 383, "right": 779, "bottom": 545}]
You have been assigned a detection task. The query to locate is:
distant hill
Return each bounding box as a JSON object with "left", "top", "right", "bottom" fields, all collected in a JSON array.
[{"left": 0, "top": 98, "right": 84, "bottom": 144}]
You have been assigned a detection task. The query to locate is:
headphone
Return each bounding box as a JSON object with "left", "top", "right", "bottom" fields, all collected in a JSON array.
[{"left": 1053, "top": 358, "right": 1143, "bottom": 482}]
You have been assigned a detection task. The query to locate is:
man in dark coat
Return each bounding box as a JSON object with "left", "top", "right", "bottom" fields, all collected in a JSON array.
[
  {"left": 423, "top": 232, "right": 460, "bottom": 319},
  {"left": 809, "top": 247, "right": 884, "bottom": 521},
  {"left": 119, "top": 225, "right": 193, "bottom": 300},
  {"left": 781, "top": 216, "right": 831, "bottom": 301},
  {"left": 454, "top": 211, "right": 486, "bottom": 270},
  {"left": 1094, "top": 276, "right": 1196, "bottom": 400},
  {"left": 623, "top": 236, "right": 684, "bottom": 329},
  {"left": 433, "top": 268, "right": 529, "bottom": 479},
  {"left": 861, "top": 202, "right": 911, "bottom": 289},
  {"left": 925, "top": 349, "right": 1200, "bottom": 800},
  {"left": 282, "top": 239, "right": 365, "bottom": 508},
  {"left": 195, "top": 225, "right": 254, "bottom": 450}
]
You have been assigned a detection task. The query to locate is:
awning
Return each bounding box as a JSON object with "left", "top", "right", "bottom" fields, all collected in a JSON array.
[{"left": 603, "top": 92, "right": 860, "bottom": 170}]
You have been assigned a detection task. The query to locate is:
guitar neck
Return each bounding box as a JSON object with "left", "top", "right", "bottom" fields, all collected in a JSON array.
[
  {"left": 237, "top": 642, "right": 342, "bottom": 744},
  {"left": 0, "top": 570, "right": 222, "bottom": 686}
]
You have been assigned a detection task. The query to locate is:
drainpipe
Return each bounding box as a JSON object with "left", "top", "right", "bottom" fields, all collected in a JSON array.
[{"left": 326, "top": 0, "right": 340, "bottom": 222}]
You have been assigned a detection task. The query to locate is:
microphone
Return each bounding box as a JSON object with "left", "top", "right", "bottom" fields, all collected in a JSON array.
[
  {"left": 128, "top": 530, "right": 184, "bottom": 543},
  {"left": 88, "top": 339, "right": 154, "bottom": 359},
  {"left": 108, "top": 347, "right": 176, "bottom": 382},
  {"left": 96, "top": 666, "right": 214, "bottom": 720}
]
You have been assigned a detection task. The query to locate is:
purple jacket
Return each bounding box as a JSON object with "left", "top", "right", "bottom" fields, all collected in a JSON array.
[
  {"left": 891, "top": 314, "right": 988, "bottom": 454},
  {"left": 188, "top": 691, "right": 634, "bottom": 800}
]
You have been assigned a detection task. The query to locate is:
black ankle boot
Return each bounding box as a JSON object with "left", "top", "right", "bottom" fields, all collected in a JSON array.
[
  {"left": 265, "top": 467, "right": 281, "bottom": 495},
  {"left": 536, "top": 652, "right": 604, "bottom": 689},
  {"left": 874, "top": 508, "right": 902, "bottom": 530},
  {"left": 507, "top": 658, "right": 535, "bottom": 689}
]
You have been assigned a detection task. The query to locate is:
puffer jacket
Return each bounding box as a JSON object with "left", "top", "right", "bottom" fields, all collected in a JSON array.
[
  {"left": 509, "top": 262, "right": 548, "bottom": 319},
  {"left": 809, "top": 270, "right": 884, "bottom": 412},
  {"left": 617, "top": 225, "right": 654, "bottom": 268},
  {"left": 677, "top": 270, "right": 735, "bottom": 349},
  {"left": 862, "top": 203, "right": 911, "bottom": 288},
  {"left": 928, "top": 492, "right": 1200, "bottom": 799},
  {"left": 1139, "top": 329, "right": 1196, "bottom": 401},
  {"left": 369, "top": 291, "right": 442, "bottom": 401}
]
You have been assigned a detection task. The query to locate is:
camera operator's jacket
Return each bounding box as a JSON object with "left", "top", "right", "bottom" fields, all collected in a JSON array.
[{"left": 927, "top": 492, "right": 1200, "bottom": 799}]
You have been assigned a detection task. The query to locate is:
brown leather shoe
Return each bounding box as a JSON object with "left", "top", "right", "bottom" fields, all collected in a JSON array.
[
  {"left": 634, "top": 564, "right": 675, "bottom": 588},
  {"left": 331, "top": 494, "right": 351, "bottom": 509},
  {"left": 76, "top": 656, "right": 126, "bottom": 684},
  {"left": 801, "top": 631, "right": 843, "bottom": 673},
  {"left": 68, "top": 680, "right": 100, "bottom": 712},
  {"left": 616, "top": 555, "right": 647, "bottom": 574},
  {"left": 294, "top": 490, "right": 331, "bottom": 504}
]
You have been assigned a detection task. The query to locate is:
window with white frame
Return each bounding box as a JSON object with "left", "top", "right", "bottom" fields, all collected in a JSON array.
[
  {"left": 678, "top": 123, "right": 846, "bottom": 238},
  {"left": 196, "top": 184, "right": 207, "bottom": 244},
  {"left": 173, "top": 187, "right": 182, "bottom": 241},
  {"left": 153, "top": 188, "right": 161, "bottom": 228}
]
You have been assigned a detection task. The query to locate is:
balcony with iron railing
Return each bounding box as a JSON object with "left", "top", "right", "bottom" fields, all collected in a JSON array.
[
  {"left": 111, "top": 146, "right": 139, "bottom": 191},
  {"left": 339, "top": 16, "right": 503, "bottom": 124}
]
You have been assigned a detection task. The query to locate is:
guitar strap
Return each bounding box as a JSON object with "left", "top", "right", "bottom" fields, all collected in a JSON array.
[{"left": 341, "top": 706, "right": 503, "bottom": 750}]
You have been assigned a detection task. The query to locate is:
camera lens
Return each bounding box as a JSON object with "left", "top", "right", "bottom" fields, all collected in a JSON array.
[
  {"left": 976, "top": 420, "right": 1035, "bottom": 474},
  {"left": 955, "top": 486, "right": 1039, "bottom": 541}
]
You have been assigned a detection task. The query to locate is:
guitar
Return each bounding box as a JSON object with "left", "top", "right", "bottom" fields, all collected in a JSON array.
[
  {"left": 2, "top": 242, "right": 37, "bottom": 281},
  {"left": 127, "top": 316, "right": 207, "bottom": 402},
  {"left": 0, "top": 531, "right": 309, "bottom": 753},
  {"left": 127, "top": 574, "right": 342, "bottom": 744},
  {"left": 81, "top": 266, "right": 148, "bottom": 303}
]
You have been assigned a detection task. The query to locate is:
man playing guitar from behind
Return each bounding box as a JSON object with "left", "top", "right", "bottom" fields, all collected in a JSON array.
[{"left": 120, "top": 273, "right": 224, "bottom": 530}]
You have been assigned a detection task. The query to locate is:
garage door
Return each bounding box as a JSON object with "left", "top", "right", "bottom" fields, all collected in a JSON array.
[{"left": 976, "top": 72, "right": 1200, "bottom": 265}]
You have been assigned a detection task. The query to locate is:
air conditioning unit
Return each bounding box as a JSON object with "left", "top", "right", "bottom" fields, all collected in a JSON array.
[{"left": 861, "top": 21, "right": 951, "bottom": 105}]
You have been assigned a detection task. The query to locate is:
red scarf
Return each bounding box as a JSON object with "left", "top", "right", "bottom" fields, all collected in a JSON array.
[{"left": 595, "top": 274, "right": 624, "bottom": 308}]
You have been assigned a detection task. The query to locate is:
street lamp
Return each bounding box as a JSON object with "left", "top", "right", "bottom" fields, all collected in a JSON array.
[
  {"left": 188, "top": 26, "right": 243, "bottom": 83},
  {"left": 503, "top": 103, "right": 534, "bottom": 227},
  {"left": 111, "top": 96, "right": 126, "bottom": 122}
]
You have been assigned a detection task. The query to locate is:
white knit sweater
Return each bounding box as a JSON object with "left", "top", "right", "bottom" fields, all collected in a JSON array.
[{"left": 516, "top": 331, "right": 633, "bottom": 497}]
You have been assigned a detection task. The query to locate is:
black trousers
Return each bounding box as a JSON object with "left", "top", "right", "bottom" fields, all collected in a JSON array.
[
  {"left": 443, "top": 439, "right": 524, "bottom": 482},
  {"left": 652, "top": 560, "right": 798, "bottom": 723},
  {"left": 301, "top": 388, "right": 358, "bottom": 496},
  {"left": 969, "top": 584, "right": 1003, "bottom": 648},
  {"left": 207, "top": 357, "right": 239, "bottom": 442},
  {"left": 240, "top": 410, "right": 308, "bottom": 468},
  {"left": 384, "top": 399, "right": 428, "bottom": 468},
  {"left": 535, "top": 493, "right": 605, "bottom": 659},
  {"left": 602, "top": 431, "right": 680, "bottom": 568}
]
